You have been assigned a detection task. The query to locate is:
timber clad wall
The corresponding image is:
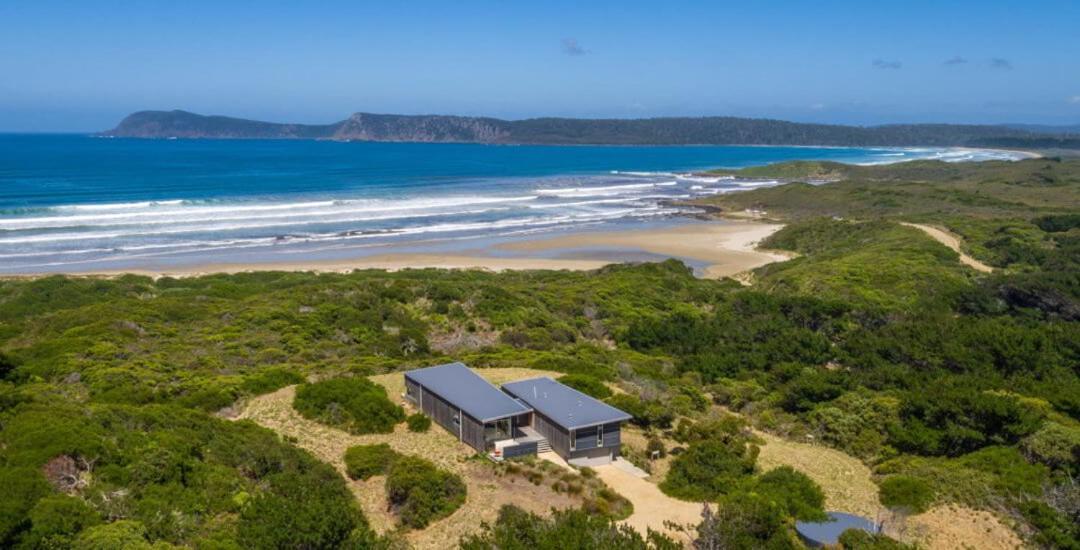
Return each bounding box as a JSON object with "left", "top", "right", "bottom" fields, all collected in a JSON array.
[
  {"left": 408, "top": 378, "right": 487, "bottom": 452},
  {"left": 461, "top": 412, "right": 484, "bottom": 451},
  {"left": 532, "top": 410, "right": 571, "bottom": 455}
]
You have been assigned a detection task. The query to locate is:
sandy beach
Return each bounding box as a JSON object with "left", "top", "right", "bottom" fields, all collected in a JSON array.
[{"left": 40, "top": 221, "right": 788, "bottom": 280}]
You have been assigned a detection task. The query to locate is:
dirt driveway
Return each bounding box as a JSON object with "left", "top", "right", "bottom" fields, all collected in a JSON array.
[{"left": 592, "top": 463, "right": 703, "bottom": 543}]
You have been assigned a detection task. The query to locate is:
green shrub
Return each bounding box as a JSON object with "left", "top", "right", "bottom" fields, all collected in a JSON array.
[
  {"left": 406, "top": 413, "right": 432, "bottom": 433},
  {"left": 344, "top": 444, "right": 399, "bottom": 480},
  {"left": 693, "top": 493, "right": 797, "bottom": 550},
  {"left": 72, "top": 520, "right": 153, "bottom": 550},
  {"left": 558, "top": 374, "right": 613, "bottom": 399},
  {"left": 646, "top": 437, "right": 666, "bottom": 459},
  {"left": 240, "top": 367, "right": 305, "bottom": 396},
  {"left": 24, "top": 494, "right": 102, "bottom": 549},
  {"left": 0, "top": 467, "right": 51, "bottom": 545},
  {"left": 837, "top": 529, "right": 915, "bottom": 549},
  {"left": 293, "top": 377, "right": 404, "bottom": 434},
  {"left": 0, "top": 402, "right": 374, "bottom": 548},
  {"left": 1019, "top": 500, "right": 1080, "bottom": 550},
  {"left": 385, "top": 456, "right": 466, "bottom": 529},
  {"left": 238, "top": 468, "right": 364, "bottom": 549},
  {"left": 878, "top": 475, "right": 934, "bottom": 513},
  {"left": 459, "top": 504, "right": 680, "bottom": 549},
  {"left": 661, "top": 439, "right": 757, "bottom": 501},
  {"left": 754, "top": 467, "right": 827, "bottom": 521},
  {"left": 1021, "top": 421, "right": 1080, "bottom": 474}
]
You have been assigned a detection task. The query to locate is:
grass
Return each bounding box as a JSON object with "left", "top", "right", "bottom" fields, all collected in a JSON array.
[{"left": 753, "top": 431, "right": 881, "bottom": 518}]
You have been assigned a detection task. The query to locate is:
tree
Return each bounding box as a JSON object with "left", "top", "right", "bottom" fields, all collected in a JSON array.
[
  {"left": 754, "top": 467, "right": 827, "bottom": 521},
  {"left": 693, "top": 496, "right": 798, "bottom": 550},
  {"left": 460, "top": 505, "right": 680, "bottom": 550},
  {"left": 661, "top": 439, "right": 757, "bottom": 501}
]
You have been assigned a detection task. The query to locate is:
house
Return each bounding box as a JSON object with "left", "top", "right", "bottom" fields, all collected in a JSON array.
[
  {"left": 502, "top": 376, "right": 631, "bottom": 466},
  {"left": 403, "top": 362, "right": 538, "bottom": 457},
  {"left": 403, "top": 364, "right": 632, "bottom": 465}
]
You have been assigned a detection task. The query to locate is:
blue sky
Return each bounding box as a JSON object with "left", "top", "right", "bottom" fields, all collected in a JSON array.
[{"left": 2, "top": 0, "right": 1079, "bottom": 131}]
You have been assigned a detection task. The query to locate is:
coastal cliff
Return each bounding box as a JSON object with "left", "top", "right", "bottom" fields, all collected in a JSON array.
[{"left": 101, "top": 110, "right": 1075, "bottom": 147}]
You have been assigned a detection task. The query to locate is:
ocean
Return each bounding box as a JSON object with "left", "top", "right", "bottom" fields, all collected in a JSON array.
[{"left": 0, "top": 135, "right": 1026, "bottom": 273}]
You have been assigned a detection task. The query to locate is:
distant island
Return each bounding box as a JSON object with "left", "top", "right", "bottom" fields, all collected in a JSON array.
[{"left": 101, "top": 110, "right": 1080, "bottom": 148}]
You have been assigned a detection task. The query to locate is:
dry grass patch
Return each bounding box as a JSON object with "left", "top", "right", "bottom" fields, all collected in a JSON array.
[
  {"left": 619, "top": 425, "right": 677, "bottom": 481},
  {"left": 754, "top": 431, "right": 881, "bottom": 518},
  {"left": 893, "top": 504, "right": 1024, "bottom": 550}
]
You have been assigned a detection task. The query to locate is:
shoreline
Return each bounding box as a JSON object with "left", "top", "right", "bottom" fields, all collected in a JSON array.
[{"left": 0, "top": 221, "right": 788, "bottom": 280}]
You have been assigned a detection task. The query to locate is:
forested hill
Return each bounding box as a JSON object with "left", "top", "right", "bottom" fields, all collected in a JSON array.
[{"left": 100, "top": 109, "right": 1072, "bottom": 146}]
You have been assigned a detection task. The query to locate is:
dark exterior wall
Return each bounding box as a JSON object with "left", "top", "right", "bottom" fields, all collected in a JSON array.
[
  {"left": 461, "top": 413, "right": 485, "bottom": 452},
  {"left": 502, "top": 441, "right": 538, "bottom": 459},
  {"left": 530, "top": 410, "right": 571, "bottom": 456},
  {"left": 511, "top": 413, "right": 532, "bottom": 438},
  {"left": 406, "top": 376, "right": 496, "bottom": 454},
  {"left": 570, "top": 422, "right": 622, "bottom": 451},
  {"left": 405, "top": 378, "right": 421, "bottom": 403}
]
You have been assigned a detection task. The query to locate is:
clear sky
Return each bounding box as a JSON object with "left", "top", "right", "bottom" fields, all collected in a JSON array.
[{"left": 2, "top": 0, "right": 1079, "bottom": 131}]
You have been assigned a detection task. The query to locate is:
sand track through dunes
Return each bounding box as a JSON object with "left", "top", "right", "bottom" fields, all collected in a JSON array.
[{"left": 902, "top": 222, "right": 993, "bottom": 273}]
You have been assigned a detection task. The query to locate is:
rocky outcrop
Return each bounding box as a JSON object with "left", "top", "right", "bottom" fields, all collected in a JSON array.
[{"left": 332, "top": 113, "right": 510, "bottom": 143}]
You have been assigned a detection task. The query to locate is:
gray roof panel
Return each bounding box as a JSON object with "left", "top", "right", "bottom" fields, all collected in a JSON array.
[
  {"left": 404, "top": 362, "right": 532, "bottom": 422},
  {"left": 501, "top": 377, "right": 632, "bottom": 430}
]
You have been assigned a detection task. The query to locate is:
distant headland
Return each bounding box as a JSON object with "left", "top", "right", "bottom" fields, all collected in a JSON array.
[{"left": 101, "top": 110, "right": 1080, "bottom": 148}]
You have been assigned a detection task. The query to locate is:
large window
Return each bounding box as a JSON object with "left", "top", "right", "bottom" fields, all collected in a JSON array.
[
  {"left": 484, "top": 418, "right": 512, "bottom": 445},
  {"left": 570, "top": 429, "right": 576, "bottom": 451},
  {"left": 597, "top": 425, "right": 604, "bottom": 447}
]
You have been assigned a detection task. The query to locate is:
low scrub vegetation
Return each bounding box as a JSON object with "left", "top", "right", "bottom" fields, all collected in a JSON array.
[
  {"left": 460, "top": 504, "right": 680, "bottom": 550},
  {"left": 878, "top": 475, "right": 935, "bottom": 514},
  {"left": 386, "top": 455, "right": 467, "bottom": 529},
  {"left": 494, "top": 456, "right": 633, "bottom": 520},
  {"left": 0, "top": 403, "right": 377, "bottom": 548},
  {"left": 406, "top": 412, "right": 432, "bottom": 433},
  {"left": 293, "top": 377, "right": 405, "bottom": 434},
  {"left": 344, "top": 443, "right": 399, "bottom": 480}
]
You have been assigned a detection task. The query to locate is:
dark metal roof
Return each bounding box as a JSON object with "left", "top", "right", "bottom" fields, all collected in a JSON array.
[
  {"left": 501, "top": 377, "right": 632, "bottom": 430},
  {"left": 404, "top": 362, "right": 532, "bottom": 422},
  {"left": 795, "top": 512, "right": 880, "bottom": 547}
]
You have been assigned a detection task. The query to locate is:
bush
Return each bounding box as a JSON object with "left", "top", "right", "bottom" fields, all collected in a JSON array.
[
  {"left": 878, "top": 475, "right": 934, "bottom": 513},
  {"left": 646, "top": 437, "right": 666, "bottom": 459},
  {"left": 1019, "top": 499, "right": 1080, "bottom": 550},
  {"left": 558, "top": 374, "right": 613, "bottom": 400},
  {"left": 837, "top": 529, "right": 915, "bottom": 549},
  {"left": 406, "top": 413, "right": 432, "bottom": 433},
  {"left": 293, "top": 377, "right": 404, "bottom": 434},
  {"left": 385, "top": 456, "right": 466, "bottom": 529},
  {"left": 1021, "top": 421, "right": 1080, "bottom": 474},
  {"left": 344, "top": 444, "right": 399, "bottom": 480},
  {"left": 754, "top": 467, "right": 827, "bottom": 521},
  {"left": 72, "top": 520, "right": 153, "bottom": 550},
  {"left": 238, "top": 467, "right": 364, "bottom": 549},
  {"left": 460, "top": 504, "right": 680, "bottom": 550},
  {"left": 660, "top": 439, "right": 757, "bottom": 501},
  {"left": 693, "top": 494, "right": 797, "bottom": 550},
  {"left": 240, "top": 367, "right": 305, "bottom": 395},
  {"left": 24, "top": 494, "right": 102, "bottom": 549}
]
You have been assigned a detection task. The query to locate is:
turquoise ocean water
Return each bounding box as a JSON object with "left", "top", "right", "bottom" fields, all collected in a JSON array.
[{"left": 0, "top": 135, "right": 1024, "bottom": 273}]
